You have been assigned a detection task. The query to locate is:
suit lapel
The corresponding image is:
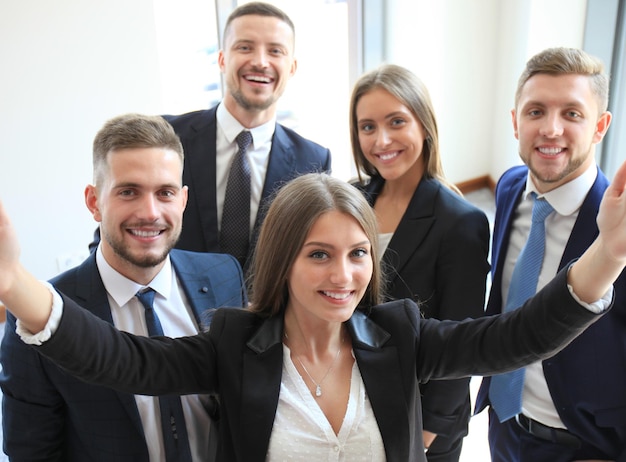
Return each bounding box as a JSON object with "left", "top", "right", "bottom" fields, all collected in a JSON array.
[
  {"left": 347, "top": 312, "right": 411, "bottom": 461},
  {"left": 255, "top": 125, "right": 295, "bottom": 230},
  {"left": 241, "top": 316, "right": 284, "bottom": 461},
  {"left": 559, "top": 169, "right": 608, "bottom": 269},
  {"left": 72, "top": 254, "right": 146, "bottom": 435},
  {"left": 384, "top": 178, "right": 439, "bottom": 276},
  {"left": 362, "top": 176, "right": 437, "bottom": 277},
  {"left": 170, "top": 251, "right": 218, "bottom": 329},
  {"left": 186, "top": 108, "right": 220, "bottom": 251}
]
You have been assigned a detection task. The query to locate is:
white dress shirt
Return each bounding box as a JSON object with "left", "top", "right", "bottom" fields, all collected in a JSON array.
[
  {"left": 268, "top": 345, "right": 386, "bottom": 461},
  {"left": 502, "top": 163, "right": 598, "bottom": 429},
  {"left": 215, "top": 103, "right": 276, "bottom": 234}
]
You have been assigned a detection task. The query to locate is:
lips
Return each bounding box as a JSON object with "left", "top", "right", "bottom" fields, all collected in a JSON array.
[
  {"left": 128, "top": 229, "right": 163, "bottom": 238},
  {"left": 376, "top": 151, "right": 400, "bottom": 161},
  {"left": 244, "top": 74, "right": 274, "bottom": 84},
  {"left": 321, "top": 290, "right": 352, "bottom": 300},
  {"left": 537, "top": 147, "right": 564, "bottom": 156}
]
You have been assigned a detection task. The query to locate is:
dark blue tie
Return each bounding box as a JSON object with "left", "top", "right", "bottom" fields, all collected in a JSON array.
[
  {"left": 489, "top": 193, "right": 554, "bottom": 422},
  {"left": 220, "top": 130, "right": 253, "bottom": 268},
  {"left": 136, "top": 288, "right": 193, "bottom": 462}
]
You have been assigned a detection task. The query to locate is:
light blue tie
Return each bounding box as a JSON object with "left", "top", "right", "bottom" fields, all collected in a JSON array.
[{"left": 489, "top": 193, "right": 554, "bottom": 422}]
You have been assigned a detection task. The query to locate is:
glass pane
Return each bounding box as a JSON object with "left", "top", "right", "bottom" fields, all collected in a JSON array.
[
  {"left": 235, "top": 0, "right": 353, "bottom": 179},
  {"left": 153, "top": 0, "right": 222, "bottom": 113}
]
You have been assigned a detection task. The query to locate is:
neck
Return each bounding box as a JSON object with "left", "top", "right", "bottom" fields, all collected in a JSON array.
[
  {"left": 283, "top": 310, "right": 344, "bottom": 360},
  {"left": 223, "top": 95, "right": 276, "bottom": 129}
]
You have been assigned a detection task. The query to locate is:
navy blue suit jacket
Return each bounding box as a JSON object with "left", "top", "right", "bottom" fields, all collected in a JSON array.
[
  {"left": 476, "top": 165, "right": 626, "bottom": 458},
  {"left": 163, "top": 106, "right": 332, "bottom": 267},
  {"left": 357, "top": 175, "right": 490, "bottom": 444},
  {"left": 0, "top": 249, "right": 247, "bottom": 462}
]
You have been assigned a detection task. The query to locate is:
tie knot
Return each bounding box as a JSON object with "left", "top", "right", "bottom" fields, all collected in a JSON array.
[
  {"left": 136, "top": 287, "right": 156, "bottom": 310},
  {"left": 531, "top": 193, "right": 554, "bottom": 223},
  {"left": 236, "top": 130, "right": 252, "bottom": 152}
]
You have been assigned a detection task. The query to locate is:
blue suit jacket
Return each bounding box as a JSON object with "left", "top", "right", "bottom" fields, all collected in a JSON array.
[
  {"left": 0, "top": 249, "right": 247, "bottom": 462},
  {"left": 163, "top": 106, "right": 332, "bottom": 267},
  {"left": 476, "top": 165, "right": 626, "bottom": 458},
  {"left": 357, "top": 175, "right": 490, "bottom": 445}
]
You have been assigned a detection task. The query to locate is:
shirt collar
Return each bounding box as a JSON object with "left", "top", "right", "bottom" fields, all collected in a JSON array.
[
  {"left": 95, "top": 245, "right": 173, "bottom": 306},
  {"left": 216, "top": 102, "right": 276, "bottom": 149},
  {"left": 523, "top": 162, "right": 597, "bottom": 216}
]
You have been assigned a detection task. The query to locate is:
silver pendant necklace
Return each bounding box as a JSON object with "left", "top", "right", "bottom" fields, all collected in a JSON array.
[{"left": 284, "top": 331, "right": 344, "bottom": 398}]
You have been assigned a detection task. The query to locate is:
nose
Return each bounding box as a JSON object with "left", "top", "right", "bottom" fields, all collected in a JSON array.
[
  {"left": 539, "top": 112, "right": 564, "bottom": 138},
  {"left": 250, "top": 49, "right": 269, "bottom": 68},
  {"left": 138, "top": 194, "right": 160, "bottom": 221},
  {"left": 329, "top": 257, "right": 352, "bottom": 285},
  {"left": 375, "top": 127, "right": 392, "bottom": 147}
]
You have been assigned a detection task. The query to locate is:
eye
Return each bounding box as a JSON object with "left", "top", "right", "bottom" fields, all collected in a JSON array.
[
  {"left": 351, "top": 247, "right": 369, "bottom": 258},
  {"left": 270, "top": 47, "right": 285, "bottom": 56},
  {"left": 390, "top": 117, "right": 406, "bottom": 127},
  {"left": 528, "top": 109, "right": 542, "bottom": 117},
  {"left": 359, "top": 123, "right": 374, "bottom": 133},
  {"left": 119, "top": 189, "right": 136, "bottom": 197},
  {"left": 158, "top": 189, "right": 176, "bottom": 199},
  {"left": 309, "top": 250, "right": 329, "bottom": 260},
  {"left": 566, "top": 110, "right": 581, "bottom": 119}
]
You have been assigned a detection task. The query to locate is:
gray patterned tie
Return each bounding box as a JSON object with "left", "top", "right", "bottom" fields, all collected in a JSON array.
[{"left": 220, "top": 130, "right": 252, "bottom": 267}]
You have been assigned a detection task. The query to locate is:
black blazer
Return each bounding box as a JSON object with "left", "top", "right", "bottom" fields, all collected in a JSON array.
[
  {"left": 0, "top": 249, "right": 247, "bottom": 462},
  {"left": 476, "top": 165, "right": 626, "bottom": 458},
  {"left": 164, "top": 106, "right": 332, "bottom": 266},
  {"left": 356, "top": 175, "right": 490, "bottom": 441},
  {"left": 34, "top": 268, "right": 606, "bottom": 462}
]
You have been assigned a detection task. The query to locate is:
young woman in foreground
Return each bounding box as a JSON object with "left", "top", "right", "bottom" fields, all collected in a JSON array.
[{"left": 0, "top": 167, "right": 625, "bottom": 461}]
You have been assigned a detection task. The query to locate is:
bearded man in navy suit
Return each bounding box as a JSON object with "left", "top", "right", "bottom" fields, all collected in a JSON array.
[
  {"left": 0, "top": 114, "right": 247, "bottom": 461},
  {"left": 165, "top": 2, "right": 331, "bottom": 269}
]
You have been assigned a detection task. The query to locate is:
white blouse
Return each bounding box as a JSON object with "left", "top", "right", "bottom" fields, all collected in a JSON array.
[{"left": 266, "top": 345, "right": 386, "bottom": 461}]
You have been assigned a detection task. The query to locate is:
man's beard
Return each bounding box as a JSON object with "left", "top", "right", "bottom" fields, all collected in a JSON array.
[{"left": 102, "top": 227, "right": 178, "bottom": 268}]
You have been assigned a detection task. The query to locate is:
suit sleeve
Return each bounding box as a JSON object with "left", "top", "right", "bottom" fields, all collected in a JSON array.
[
  {"left": 0, "top": 314, "right": 66, "bottom": 461},
  {"left": 34, "top": 295, "right": 220, "bottom": 397},
  {"left": 420, "top": 207, "right": 490, "bottom": 437}
]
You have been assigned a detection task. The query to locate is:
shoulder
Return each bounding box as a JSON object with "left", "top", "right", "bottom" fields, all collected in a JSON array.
[
  {"left": 162, "top": 108, "right": 217, "bottom": 136},
  {"left": 417, "top": 178, "right": 488, "bottom": 229},
  {"left": 275, "top": 123, "right": 330, "bottom": 157},
  {"left": 497, "top": 165, "right": 528, "bottom": 189},
  {"left": 170, "top": 249, "right": 241, "bottom": 274},
  {"left": 360, "top": 299, "right": 423, "bottom": 334}
]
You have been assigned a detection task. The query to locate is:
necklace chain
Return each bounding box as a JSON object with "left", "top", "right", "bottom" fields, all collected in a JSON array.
[{"left": 284, "top": 331, "right": 343, "bottom": 398}]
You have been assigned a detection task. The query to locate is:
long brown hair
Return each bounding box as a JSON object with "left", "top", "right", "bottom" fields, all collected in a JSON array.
[
  {"left": 350, "top": 64, "right": 460, "bottom": 194},
  {"left": 248, "top": 173, "right": 383, "bottom": 317}
]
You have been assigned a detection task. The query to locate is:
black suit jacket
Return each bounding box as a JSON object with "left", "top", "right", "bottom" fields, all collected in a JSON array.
[
  {"left": 33, "top": 268, "right": 606, "bottom": 462},
  {"left": 475, "top": 165, "right": 626, "bottom": 458},
  {"left": 357, "top": 175, "right": 490, "bottom": 442},
  {"left": 164, "top": 106, "right": 332, "bottom": 266},
  {"left": 0, "top": 249, "right": 247, "bottom": 462}
]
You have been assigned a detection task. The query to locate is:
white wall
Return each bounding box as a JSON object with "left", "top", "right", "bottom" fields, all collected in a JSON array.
[
  {"left": 0, "top": 0, "right": 588, "bottom": 279},
  {"left": 0, "top": 0, "right": 163, "bottom": 279},
  {"left": 385, "top": 0, "right": 587, "bottom": 184}
]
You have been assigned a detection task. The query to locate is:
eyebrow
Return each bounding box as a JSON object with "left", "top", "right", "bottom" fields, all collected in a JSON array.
[
  {"left": 113, "top": 182, "right": 181, "bottom": 190},
  {"left": 303, "top": 240, "right": 371, "bottom": 249}
]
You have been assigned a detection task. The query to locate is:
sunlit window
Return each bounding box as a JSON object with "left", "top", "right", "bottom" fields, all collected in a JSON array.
[{"left": 153, "top": 0, "right": 354, "bottom": 179}]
